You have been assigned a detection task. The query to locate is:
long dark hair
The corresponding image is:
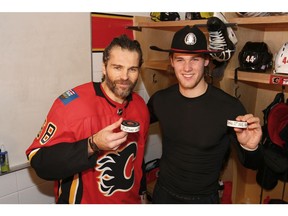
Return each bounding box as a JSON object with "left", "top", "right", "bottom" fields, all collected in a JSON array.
[{"left": 103, "top": 34, "right": 143, "bottom": 67}]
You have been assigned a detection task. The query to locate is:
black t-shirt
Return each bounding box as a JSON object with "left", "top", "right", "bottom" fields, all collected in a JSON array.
[{"left": 147, "top": 84, "right": 258, "bottom": 195}]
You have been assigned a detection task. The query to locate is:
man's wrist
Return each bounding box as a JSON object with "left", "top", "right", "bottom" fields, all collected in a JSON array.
[
  {"left": 88, "top": 136, "right": 101, "bottom": 154},
  {"left": 240, "top": 144, "right": 259, "bottom": 151}
]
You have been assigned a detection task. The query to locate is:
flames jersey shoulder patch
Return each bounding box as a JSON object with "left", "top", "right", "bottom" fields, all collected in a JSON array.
[{"left": 59, "top": 89, "right": 79, "bottom": 105}]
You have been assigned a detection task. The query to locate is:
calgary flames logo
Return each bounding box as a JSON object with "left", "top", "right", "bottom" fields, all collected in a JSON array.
[{"left": 96, "top": 142, "right": 137, "bottom": 196}]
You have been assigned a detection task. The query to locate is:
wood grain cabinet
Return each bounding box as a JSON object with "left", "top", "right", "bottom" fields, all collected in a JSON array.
[{"left": 133, "top": 13, "right": 288, "bottom": 204}]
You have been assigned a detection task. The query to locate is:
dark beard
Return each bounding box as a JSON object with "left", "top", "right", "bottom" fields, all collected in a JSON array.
[{"left": 105, "top": 73, "right": 137, "bottom": 99}]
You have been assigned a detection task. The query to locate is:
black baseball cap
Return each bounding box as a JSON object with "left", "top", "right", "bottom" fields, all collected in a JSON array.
[{"left": 150, "top": 25, "right": 222, "bottom": 54}]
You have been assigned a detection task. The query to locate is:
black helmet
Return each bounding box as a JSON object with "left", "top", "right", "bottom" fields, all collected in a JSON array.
[
  {"left": 238, "top": 42, "right": 273, "bottom": 72},
  {"left": 150, "top": 12, "right": 180, "bottom": 22}
]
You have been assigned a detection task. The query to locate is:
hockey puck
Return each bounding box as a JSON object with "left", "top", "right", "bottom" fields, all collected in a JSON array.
[
  {"left": 227, "top": 120, "right": 248, "bottom": 128},
  {"left": 121, "top": 120, "right": 140, "bottom": 133}
]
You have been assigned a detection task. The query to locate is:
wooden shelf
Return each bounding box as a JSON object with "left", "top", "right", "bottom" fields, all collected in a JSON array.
[
  {"left": 227, "top": 70, "right": 272, "bottom": 84},
  {"left": 227, "top": 70, "right": 288, "bottom": 85},
  {"left": 229, "top": 15, "right": 288, "bottom": 30},
  {"left": 133, "top": 15, "right": 288, "bottom": 32}
]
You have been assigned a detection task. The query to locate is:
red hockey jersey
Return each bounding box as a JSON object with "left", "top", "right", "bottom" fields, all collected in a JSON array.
[{"left": 26, "top": 82, "right": 150, "bottom": 204}]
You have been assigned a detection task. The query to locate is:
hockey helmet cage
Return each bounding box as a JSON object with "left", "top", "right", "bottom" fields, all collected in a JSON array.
[
  {"left": 270, "top": 12, "right": 288, "bottom": 16},
  {"left": 274, "top": 42, "right": 288, "bottom": 74},
  {"left": 236, "top": 12, "right": 270, "bottom": 17},
  {"left": 150, "top": 12, "right": 180, "bottom": 22},
  {"left": 238, "top": 42, "right": 273, "bottom": 72}
]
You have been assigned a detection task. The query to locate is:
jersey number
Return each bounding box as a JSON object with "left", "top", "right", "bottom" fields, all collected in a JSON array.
[
  {"left": 282, "top": 56, "right": 288, "bottom": 64},
  {"left": 245, "top": 55, "right": 257, "bottom": 63},
  {"left": 40, "top": 122, "right": 57, "bottom": 145}
]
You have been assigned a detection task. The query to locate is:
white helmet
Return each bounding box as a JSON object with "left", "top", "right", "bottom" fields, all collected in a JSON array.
[{"left": 274, "top": 42, "right": 288, "bottom": 74}]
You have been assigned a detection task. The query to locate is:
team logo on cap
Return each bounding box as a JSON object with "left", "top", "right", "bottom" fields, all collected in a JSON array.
[{"left": 184, "top": 33, "right": 197, "bottom": 45}]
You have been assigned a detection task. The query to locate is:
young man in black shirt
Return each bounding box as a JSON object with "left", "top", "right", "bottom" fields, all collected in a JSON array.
[{"left": 148, "top": 25, "right": 263, "bottom": 204}]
